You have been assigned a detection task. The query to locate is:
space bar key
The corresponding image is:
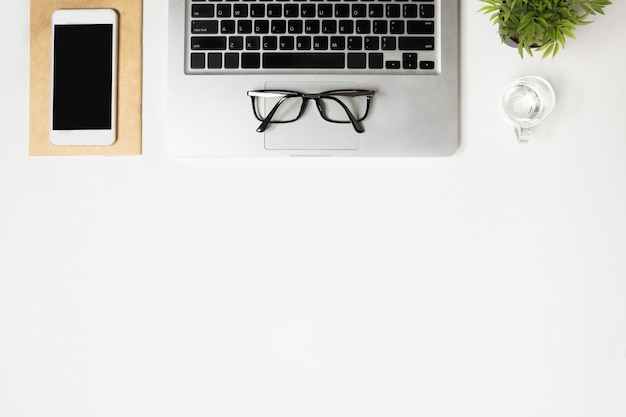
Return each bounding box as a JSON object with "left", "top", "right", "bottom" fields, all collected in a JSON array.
[{"left": 263, "top": 53, "right": 345, "bottom": 69}]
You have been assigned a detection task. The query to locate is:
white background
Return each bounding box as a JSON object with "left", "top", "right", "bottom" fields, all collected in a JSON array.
[{"left": 2, "top": 1, "right": 626, "bottom": 416}]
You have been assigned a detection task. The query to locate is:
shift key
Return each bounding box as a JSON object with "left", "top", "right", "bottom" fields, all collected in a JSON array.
[
  {"left": 191, "top": 36, "right": 227, "bottom": 50},
  {"left": 398, "top": 36, "right": 435, "bottom": 50}
]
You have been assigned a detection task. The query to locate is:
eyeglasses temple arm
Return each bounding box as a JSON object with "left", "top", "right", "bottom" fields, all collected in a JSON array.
[
  {"left": 322, "top": 90, "right": 375, "bottom": 98},
  {"left": 255, "top": 95, "right": 294, "bottom": 133},
  {"left": 317, "top": 97, "right": 365, "bottom": 133}
]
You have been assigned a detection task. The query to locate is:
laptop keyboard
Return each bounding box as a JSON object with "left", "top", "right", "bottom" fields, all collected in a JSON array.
[{"left": 186, "top": 0, "right": 439, "bottom": 73}]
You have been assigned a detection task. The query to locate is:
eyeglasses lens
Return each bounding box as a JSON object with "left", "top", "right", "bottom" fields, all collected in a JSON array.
[
  {"left": 319, "top": 94, "right": 369, "bottom": 122},
  {"left": 255, "top": 95, "right": 304, "bottom": 122}
]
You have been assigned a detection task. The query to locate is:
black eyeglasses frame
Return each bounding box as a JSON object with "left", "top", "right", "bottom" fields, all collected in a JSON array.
[{"left": 247, "top": 89, "right": 375, "bottom": 133}]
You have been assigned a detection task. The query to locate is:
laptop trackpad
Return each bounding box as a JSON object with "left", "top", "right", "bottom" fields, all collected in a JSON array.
[{"left": 263, "top": 81, "right": 360, "bottom": 151}]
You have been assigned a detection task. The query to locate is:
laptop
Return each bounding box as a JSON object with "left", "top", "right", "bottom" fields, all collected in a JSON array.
[{"left": 167, "top": 0, "right": 459, "bottom": 157}]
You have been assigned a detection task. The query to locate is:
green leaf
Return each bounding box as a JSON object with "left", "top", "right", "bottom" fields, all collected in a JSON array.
[{"left": 542, "top": 43, "right": 554, "bottom": 59}]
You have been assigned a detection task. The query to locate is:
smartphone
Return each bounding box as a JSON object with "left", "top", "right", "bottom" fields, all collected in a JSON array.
[{"left": 50, "top": 9, "right": 118, "bottom": 146}]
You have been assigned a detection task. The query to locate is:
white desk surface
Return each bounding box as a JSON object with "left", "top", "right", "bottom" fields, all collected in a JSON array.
[{"left": 1, "top": 2, "right": 626, "bottom": 416}]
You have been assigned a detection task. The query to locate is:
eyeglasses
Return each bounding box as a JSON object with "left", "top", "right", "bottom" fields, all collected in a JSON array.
[{"left": 247, "top": 89, "right": 375, "bottom": 133}]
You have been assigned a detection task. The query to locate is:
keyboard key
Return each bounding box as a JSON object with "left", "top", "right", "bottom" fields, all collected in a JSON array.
[
  {"left": 221, "top": 20, "right": 236, "bottom": 34},
  {"left": 284, "top": 4, "right": 299, "bottom": 17},
  {"left": 330, "top": 36, "right": 345, "bottom": 50},
  {"left": 246, "top": 36, "right": 261, "bottom": 49},
  {"left": 301, "top": 4, "right": 316, "bottom": 17},
  {"left": 386, "top": 4, "right": 401, "bottom": 18},
  {"left": 335, "top": 4, "right": 349, "bottom": 17},
  {"left": 356, "top": 20, "right": 370, "bottom": 34},
  {"left": 386, "top": 60, "right": 400, "bottom": 69},
  {"left": 242, "top": 53, "right": 261, "bottom": 68},
  {"left": 389, "top": 20, "right": 404, "bottom": 34},
  {"left": 216, "top": 4, "right": 231, "bottom": 17},
  {"left": 420, "top": 4, "right": 435, "bottom": 18},
  {"left": 262, "top": 53, "right": 345, "bottom": 68},
  {"left": 347, "top": 36, "right": 362, "bottom": 50},
  {"left": 263, "top": 36, "right": 278, "bottom": 50},
  {"left": 271, "top": 20, "right": 287, "bottom": 33},
  {"left": 369, "top": 4, "right": 383, "bottom": 17},
  {"left": 338, "top": 20, "right": 354, "bottom": 34},
  {"left": 296, "top": 36, "right": 311, "bottom": 50},
  {"left": 373, "top": 20, "right": 387, "bottom": 34},
  {"left": 192, "top": 20, "right": 219, "bottom": 34},
  {"left": 279, "top": 36, "right": 295, "bottom": 50},
  {"left": 347, "top": 53, "right": 366, "bottom": 68},
  {"left": 398, "top": 36, "right": 434, "bottom": 50},
  {"left": 313, "top": 36, "right": 328, "bottom": 50},
  {"left": 208, "top": 53, "right": 222, "bottom": 68},
  {"left": 364, "top": 36, "right": 379, "bottom": 50},
  {"left": 381, "top": 36, "right": 396, "bottom": 50},
  {"left": 322, "top": 20, "right": 337, "bottom": 34},
  {"left": 229, "top": 36, "right": 244, "bottom": 49},
  {"left": 190, "top": 52, "right": 206, "bottom": 69},
  {"left": 420, "top": 60, "right": 435, "bottom": 70},
  {"left": 402, "top": 4, "right": 418, "bottom": 18},
  {"left": 351, "top": 4, "right": 367, "bottom": 17},
  {"left": 237, "top": 20, "right": 253, "bottom": 33},
  {"left": 305, "top": 20, "right": 320, "bottom": 34},
  {"left": 224, "top": 52, "right": 239, "bottom": 68},
  {"left": 369, "top": 52, "right": 383, "bottom": 69},
  {"left": 402, "top": 52, "right": 417, "bottom": 69},
  {"left": 233, "top": 4, "right": 248, "bottom": 17},
  {"left": 254, "top": 20, "right": 270, "bottom": 33},
  {"left": 192, "top": 4, "right": 214, "bottom": 17},
  {"left": 191, "top": 36, "right": 227, "bottom": 50},
  {"left": 250, "top": 4, "right": 265, "bottom": 17},
  {"left": 288, "top": 20, "right": 303, "bottom": 33},
  {"left": 407, "top": 20, "right": 434, "bottom": 34},
  {"left": 318, "top": 4, "right": 333, "bottom": 17},
  {"left": 267, "top": 4, "right": 282, "bottom": 17}
]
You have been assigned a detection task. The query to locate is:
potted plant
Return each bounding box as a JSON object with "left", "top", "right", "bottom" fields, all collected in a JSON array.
[{"left": 479, "top": 0, "right": 612, "bottom": 58}]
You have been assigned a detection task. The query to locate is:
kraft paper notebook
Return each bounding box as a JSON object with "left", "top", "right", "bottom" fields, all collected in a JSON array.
[{"left": 29, "top": 0, "right": 142, "bottom": 156}]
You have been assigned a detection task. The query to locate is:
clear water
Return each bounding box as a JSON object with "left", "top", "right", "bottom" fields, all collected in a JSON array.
[
  {"left": 503, "top": 85, "right": 543, "bottom": 125},
  {"left": 501, "top": 77, "right": 555, "bottom": 130}
]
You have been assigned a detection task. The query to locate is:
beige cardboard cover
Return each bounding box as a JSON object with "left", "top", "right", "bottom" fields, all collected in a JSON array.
[{"left": 29, "top": 0, "right": 142, "bottom": 156}]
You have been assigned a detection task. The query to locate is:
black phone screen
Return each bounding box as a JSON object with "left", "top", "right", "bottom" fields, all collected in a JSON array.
[{"left": 52, "top": 24, "right": 114, "bottom": 130}]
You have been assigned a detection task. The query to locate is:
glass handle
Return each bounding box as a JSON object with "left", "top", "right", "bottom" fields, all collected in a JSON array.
[{"left": 514, "top": 126, "right": 531, "bottom": 144}]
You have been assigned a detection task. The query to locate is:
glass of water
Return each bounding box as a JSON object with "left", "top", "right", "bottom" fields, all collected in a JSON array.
[{"left": 501, "top": 76, "right": 556, "bottom": 144}]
